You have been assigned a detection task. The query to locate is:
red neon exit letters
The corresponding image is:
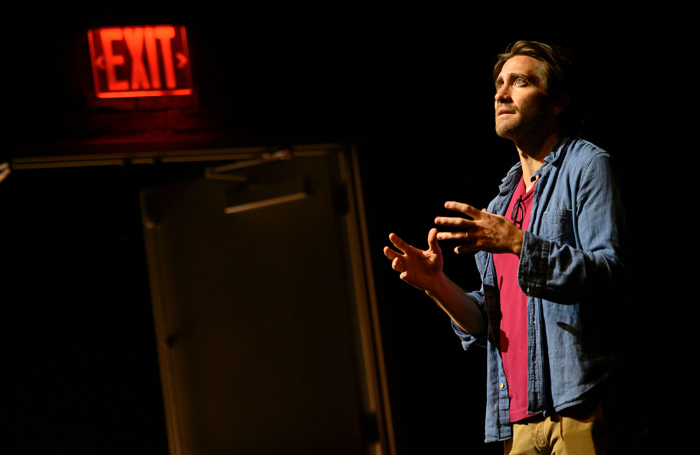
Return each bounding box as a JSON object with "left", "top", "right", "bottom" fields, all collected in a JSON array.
[{"left": 88, "top": 25, "right": 193, "bottom": 98}]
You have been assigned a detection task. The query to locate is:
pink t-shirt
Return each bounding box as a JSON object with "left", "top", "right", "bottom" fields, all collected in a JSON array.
[{"left": 493, "top": 177, "right": 538, "bottom": 423}]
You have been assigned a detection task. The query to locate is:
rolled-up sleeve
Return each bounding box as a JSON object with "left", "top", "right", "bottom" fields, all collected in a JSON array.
[{"left": 451, "top": 289, "right": 488, "bottom": 349}]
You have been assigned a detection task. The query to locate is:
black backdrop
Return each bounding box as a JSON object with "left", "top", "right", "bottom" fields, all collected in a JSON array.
[{"left": 5, "top": 8, "right": 688, "bottom": 454}]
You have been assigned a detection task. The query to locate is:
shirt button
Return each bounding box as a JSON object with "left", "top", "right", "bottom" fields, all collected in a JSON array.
[{"left": 499, "top": 383, "right": 505, "bottom": 389}]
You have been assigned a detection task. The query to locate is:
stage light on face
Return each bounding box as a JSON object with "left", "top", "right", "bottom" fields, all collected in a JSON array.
[{"left": 87, "top": 25, "right": 193, "bottom": 98}]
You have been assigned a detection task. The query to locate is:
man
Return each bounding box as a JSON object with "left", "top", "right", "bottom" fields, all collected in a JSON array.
[{"left": 383, "top": 41, "right": 629, "bottom": 453}]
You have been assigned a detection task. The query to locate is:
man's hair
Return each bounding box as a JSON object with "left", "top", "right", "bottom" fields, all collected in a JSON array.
[{"left": 493, "top": 40, "right": 586, "bottom": 136}]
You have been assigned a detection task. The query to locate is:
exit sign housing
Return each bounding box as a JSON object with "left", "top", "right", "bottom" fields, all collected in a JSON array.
[{"left": 88, "top": 25, "right": 193, "bottom": 98}]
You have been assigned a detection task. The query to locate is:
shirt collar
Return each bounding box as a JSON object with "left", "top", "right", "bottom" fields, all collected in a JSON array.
[{"left": 499, "top": 135, "right": 573, "bottom": 194}]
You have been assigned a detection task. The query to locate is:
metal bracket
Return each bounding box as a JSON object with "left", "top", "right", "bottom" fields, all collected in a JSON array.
[
  {"left": 204, "top": 149, "right": 292, "bottom": 181},
  {"left": 0, "top": 162, "right": 11, "bottom": 184}
]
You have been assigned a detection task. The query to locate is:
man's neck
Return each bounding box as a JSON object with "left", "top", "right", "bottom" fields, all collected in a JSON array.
[{"left": 515, "top": 131, "right": 560, "bottom": 192}]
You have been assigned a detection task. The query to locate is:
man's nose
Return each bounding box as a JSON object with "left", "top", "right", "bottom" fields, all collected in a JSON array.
[{"left": 495, "top": 86, "right": 511, "bottom": 103}]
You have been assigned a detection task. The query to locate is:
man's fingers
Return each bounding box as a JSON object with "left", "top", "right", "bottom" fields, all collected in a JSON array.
[
  {"left": 388, "top": 232, "right": 412, "bottom": 253},
  {"left": 427, "top": 228, "right": 441, "bottom": 250},
  {"left": 436, "top": 231, "right": 469, "bottom": 241},
  {"left": 454, "top": 244, "right": 477, "bottom": 255},
  {"left": 444, "top": 201, "right": 482, "bottom": 219},
  {"left": 383, "top": 248, "right": 406, "bottom": 272},
  {"left": 434, "top": 216, "right": 477, "bottom": 228},
  {"left": 383, "top": 246, "right": 401, "bottom": 261}
]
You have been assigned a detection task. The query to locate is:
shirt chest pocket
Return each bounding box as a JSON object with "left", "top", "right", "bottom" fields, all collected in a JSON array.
[{"left": 540, "top": 209, "right": 573, "bottom": 243}]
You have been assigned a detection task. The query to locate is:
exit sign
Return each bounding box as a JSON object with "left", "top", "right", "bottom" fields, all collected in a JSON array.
[{"left": 88, "top": 25, "right": 193, "bottom": 98}]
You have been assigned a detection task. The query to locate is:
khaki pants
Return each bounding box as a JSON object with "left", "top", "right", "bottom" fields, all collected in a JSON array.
[{"left": 504, "top": 400, "right": 609, "bottom": 455}]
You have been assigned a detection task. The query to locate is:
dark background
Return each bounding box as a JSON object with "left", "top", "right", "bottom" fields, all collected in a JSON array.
[{"left": 5, "top": 7, "right": 687, "bottom": 454}]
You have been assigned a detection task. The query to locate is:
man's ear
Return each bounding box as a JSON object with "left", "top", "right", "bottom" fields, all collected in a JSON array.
[{"left": 552, "top": 93, "right": 571, "bottom": 116}]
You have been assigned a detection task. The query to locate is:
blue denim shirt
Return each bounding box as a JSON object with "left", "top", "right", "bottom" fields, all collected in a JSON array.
[{"left": 451, "top": 137, "right": 626, "bottom": 442}]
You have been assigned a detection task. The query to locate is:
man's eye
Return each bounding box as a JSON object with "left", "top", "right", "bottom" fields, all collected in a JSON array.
[{"left": 515, "top": 78, "right": 526, "bottom": 85}]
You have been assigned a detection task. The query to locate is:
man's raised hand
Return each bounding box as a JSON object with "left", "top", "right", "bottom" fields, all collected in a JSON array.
[
  {"left": 435, "top": 201, "right": 523, "bottom": 255},
  {"left": 383, "top": 228, "right": 444, "bottom": 292}
]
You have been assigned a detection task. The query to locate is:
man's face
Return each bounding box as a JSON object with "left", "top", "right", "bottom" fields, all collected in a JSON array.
[{"left": 494, "top": 55, "right": 553, "bottom": 141}]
